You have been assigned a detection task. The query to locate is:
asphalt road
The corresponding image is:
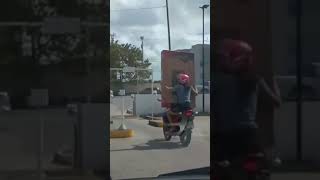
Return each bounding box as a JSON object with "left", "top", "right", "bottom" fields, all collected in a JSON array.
[{"left": 110, "top": 116, "right": 210, "bottom": 180}]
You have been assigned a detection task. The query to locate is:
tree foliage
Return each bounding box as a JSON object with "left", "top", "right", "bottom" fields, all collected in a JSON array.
[
  {"left": 110, "top": 37, "right": 152, "bottom": 81},
  {"left": 0, "top": 0, "right": 105, "bottom": 65}
]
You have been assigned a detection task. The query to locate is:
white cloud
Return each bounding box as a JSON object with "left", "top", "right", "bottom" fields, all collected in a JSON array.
[{"left": 110, "top": 0, "right": 210, "bottom": 80}]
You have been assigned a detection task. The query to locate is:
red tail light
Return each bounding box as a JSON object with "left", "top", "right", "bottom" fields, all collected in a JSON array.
[
  {"left": 184, "top": 110, "right": 193, "bottom": 117},
  {"left": 243, "top": 160, "right": 258, "bottom": 172}
]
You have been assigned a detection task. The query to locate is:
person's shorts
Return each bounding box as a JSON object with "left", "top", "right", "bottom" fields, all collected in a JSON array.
[
  {"left": 213, "top": 128, "right": 262, "bottom": 162},
  {"left": 171, "top": 102, "right": 191, "bottom": 113}
]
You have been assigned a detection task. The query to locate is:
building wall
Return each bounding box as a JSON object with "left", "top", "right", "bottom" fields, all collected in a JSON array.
[
  {"left": 273, "top": 0, "right": 320, "bottom": 76},
  {"left": 301, "top": 1, "right": 320, "bottom": 67},
  {"left": 270, "top": 0, "right": 292, "bottom": 75},
  {"left": 175, "top": 44, "right": 211, "bottom": 85},
  {"left": 191, "top": 44, "right": 210, "bottom": 85}
]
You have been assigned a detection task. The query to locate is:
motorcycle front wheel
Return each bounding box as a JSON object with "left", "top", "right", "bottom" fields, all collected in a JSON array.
[{"left": 180, "top": 129, "right": 192, "bottom": 146}]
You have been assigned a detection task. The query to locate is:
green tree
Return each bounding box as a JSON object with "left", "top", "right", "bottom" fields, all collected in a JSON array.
[{"left": 110, "top": 37, "right": 152, "bottom": 82}]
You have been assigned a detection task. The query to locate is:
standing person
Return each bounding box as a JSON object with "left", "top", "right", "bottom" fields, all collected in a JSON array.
[{"left": 212, "top": 39, "right": 281, "bottom": 170}]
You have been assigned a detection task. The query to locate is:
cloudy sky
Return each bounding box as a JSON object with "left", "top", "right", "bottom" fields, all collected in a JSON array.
[{"left": 110, "top": 0, "right": 210, "bottom": 80}]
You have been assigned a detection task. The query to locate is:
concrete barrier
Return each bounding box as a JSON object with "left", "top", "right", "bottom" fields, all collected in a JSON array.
[
  {"left": 110, "top": 129, "right": 135, "bottom": 138},
  {"left": 148, "top": 120, "right": 163, "bottom": 127}
]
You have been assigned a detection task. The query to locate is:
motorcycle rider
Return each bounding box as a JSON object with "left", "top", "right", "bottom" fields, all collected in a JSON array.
[
  {"left": 213, "top": 39, "right": 281, "bottom": 170},
  {"left": 165, "top": 73, "right": 198, "bottom": 129}
]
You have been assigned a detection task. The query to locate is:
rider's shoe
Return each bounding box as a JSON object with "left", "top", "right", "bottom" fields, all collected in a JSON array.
[{"left": 217, "top": 160, "right": 231, "bottom": 168}]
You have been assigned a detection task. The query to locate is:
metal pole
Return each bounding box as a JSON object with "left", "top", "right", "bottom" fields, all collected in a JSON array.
[
  {"left": 122, "top": 95, "right": 125, "bottom": 123},
  {"left": 165, "top": 0, "right": 171, "bottom": 50},
  {"left": 199, "top": 5, "right": 209, "bottom": 113},
  {"left": 202, "top": 7, "right": 205, "bottom": 113},
  {"left": 141, "top": 36, "right": 144, "bottom": 61},
  {"left": 296, "top": 0, "right": 302, "bottom": 161},
  {"left": 151, "top": 70, "right": 154, "bottom": 120},
  {"left": 118, "top": 72, "right": 127, "bottom": 130},
  {"left": 118, "top": 93, "right": 127, "bottom": 130},
  {"left": 136, "top": 70, "right": 139, "bottom": 94}
]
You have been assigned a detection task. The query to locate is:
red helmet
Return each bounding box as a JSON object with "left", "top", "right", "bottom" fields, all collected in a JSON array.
[
  {"left": 219, "top": 39, "right": 253, "bottom": 73},
  {"left": 177, "top": 73, "right": 190, "bottom": 84}
]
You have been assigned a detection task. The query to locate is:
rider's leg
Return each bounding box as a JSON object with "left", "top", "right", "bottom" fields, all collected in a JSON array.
[
  {"left": 167, "top": 110, "right": 179, "bottom": 123},
  {"left": 166, "top": 110, "right": 174, "bottom": 124}
]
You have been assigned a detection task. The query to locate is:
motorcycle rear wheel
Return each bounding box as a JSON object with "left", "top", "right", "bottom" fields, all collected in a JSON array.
[{"left": 163, "top": 125, "right": 172, "bottom": 141}]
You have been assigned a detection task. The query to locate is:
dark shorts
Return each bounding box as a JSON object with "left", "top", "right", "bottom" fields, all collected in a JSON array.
[
  {"left": 171, "top": 102, "right": 191, "bottom": 112},
  {"left": 213, "top": 128, "right": 262, "bottom": 162}
]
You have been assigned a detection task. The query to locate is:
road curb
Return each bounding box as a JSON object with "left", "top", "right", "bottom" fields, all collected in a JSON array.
[
  {"left": 112, "top": 115, "right": 137, "bottom": 118},
  {"left": 148, "top": 120, "right": 163, "bottom": 127},
  {"left": 144, "top": 116, "right": 162, "bottom": 120},
  {"left": 110, "top": 129, "right": 134, "bottom": 138}
]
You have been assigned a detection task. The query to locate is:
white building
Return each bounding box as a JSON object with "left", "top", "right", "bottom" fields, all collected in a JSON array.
[{"left": 176, "top": 44, "right": 210, "bottom": 86}]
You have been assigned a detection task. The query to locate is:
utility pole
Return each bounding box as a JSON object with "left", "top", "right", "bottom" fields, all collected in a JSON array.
[
  {"left": 165, "top": 0, "right": 171, "bottom": 50},
  {"left": 200, "top": 4, "right": 209, "bottom": 113},
  {"left": 140, "top": 36, "right": 144, "bottom": 62},
  {"left": 137, "top": 36, "right": 144, "bottom": 94},
  {"left": 110, "top": 33, "right": 116, "bottom": 42}
]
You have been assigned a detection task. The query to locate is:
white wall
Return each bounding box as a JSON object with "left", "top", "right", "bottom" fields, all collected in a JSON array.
[
  {"left": 274, "top": 102, "right": 320, "bottom": 163},
  {"left": 195, "top": 94, "right": 210, "bottom": 113},
  {"left": 191, "top": 44, "right": 211, "bottom": 85},
  {"left": 133, "top": 94, "right": 165, "bottom": 116},
  {"left": 133, "top": 94, "right": 210, "bottom": 116}
]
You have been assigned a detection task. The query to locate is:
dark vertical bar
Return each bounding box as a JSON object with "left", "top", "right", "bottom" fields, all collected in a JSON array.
[
  {"left": 296, "top": 0, "right": 302, "bottom": 161},
  {"left": 165, "top": 0, "right": 171, "bottom": 50},
  {"left": 202, "top": 8, "right": 205, "bottom": 113}
]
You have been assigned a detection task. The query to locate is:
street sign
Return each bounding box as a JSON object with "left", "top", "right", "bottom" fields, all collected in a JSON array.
[
  {"left": 123, "top": 67, "right": 136, "bottom": 73},
  {"left": 41, "top": 17, "right": 81, "bottom": 34}
]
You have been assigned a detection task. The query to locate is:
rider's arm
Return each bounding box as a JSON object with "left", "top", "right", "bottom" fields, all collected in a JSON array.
[
  {"left": 191, "top": 86, "right": 198, "bottom": 95},
  {"left": 273, "top": 76, "right": 281, "bottom": 98},
  {"left": 166, "top": 85, "right": 178, "bottom": 92},
  {"left": 165, "top": 85, "right": 173, "bottom": 90},
  {"left": 258, "top": 77, "right": 281, "bottom": 107}
]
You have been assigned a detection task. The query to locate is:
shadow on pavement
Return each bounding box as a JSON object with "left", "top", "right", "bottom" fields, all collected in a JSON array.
[{"left": 111, "top": 138, "right": 186, "bottom": 151}]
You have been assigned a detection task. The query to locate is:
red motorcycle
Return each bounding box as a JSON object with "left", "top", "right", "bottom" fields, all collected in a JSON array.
[{"left": 162, "top": 106, "right": 197, "bottom": 146}]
